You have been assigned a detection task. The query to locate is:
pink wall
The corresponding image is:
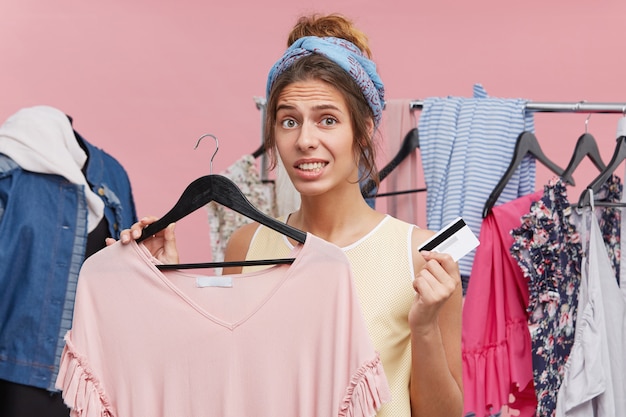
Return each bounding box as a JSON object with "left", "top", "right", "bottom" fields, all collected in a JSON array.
[{"left": 2, "top": 0, "right": 625, "bottom": 262}]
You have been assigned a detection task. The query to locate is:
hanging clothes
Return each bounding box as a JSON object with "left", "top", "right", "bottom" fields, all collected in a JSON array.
[
  {"left": 56, "top": 235, "right": 391, "bottom": 417},
  {"left": 509, "top": 175, "right": 622, "bottom": 417},
  {"left": 462, "top": 190, "right": 542, "bottom": 417},
  {"left": 418, "top": 84, "right": 536, "bottom": 279},
  {"left": 275, "top": 156, "right": 300, "bottom": 217},
  {"left": 205, "top": 154, "right": 276, "bottom": 271},
  {"left": 594, "top": 177, "right": 623, "bottom": 283},
  {"left": 510, "top": 178, "right": 583, "bottom": 417},
  {"left": 555, "top": 198, "right": 626, "bottom": 416},
  {"left": 378, "top": 98, "right": 420, "bottom": 223},
  {"left": 0, "top": 106, "right": 137, "bottom": 399},
  {"left": 0, "top": 106, "right": 105, "bottom": 231}
]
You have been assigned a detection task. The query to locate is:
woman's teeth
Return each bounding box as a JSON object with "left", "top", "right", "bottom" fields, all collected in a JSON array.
[{"left": 298, "top": 162, "right": 326, "bottom": 171}]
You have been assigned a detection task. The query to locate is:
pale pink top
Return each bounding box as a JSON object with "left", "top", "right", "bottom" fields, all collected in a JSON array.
[{"left": 55, "top": 233, "right": 390, "bottom": 417}]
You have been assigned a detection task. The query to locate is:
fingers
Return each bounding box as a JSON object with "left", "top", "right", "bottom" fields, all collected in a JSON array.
[
  {"left": 420, "top": 250, "right": 459, "bottom": 276},
  {"left": 156, "top": 222, "right": 177, "bottom": 248},
  {"left": 410, "top": 250, "right": 462, "bottom": 331},
  {"left": 413, "top": 251, "right": 460, "bottom": 300},
  {"left": 160, "top": 223, "right": 180, "bottom": 264},
  {"left": 412, "top": 268, "right": 451, "bottom": 302},
  {"left": 120, "top": 216, "right": 159, "bottom": 244},
  {"left": 107, "top": 216, "right": 179, "bottom": 264}
]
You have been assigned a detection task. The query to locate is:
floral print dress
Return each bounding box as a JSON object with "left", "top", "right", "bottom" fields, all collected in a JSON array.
[{"left": 510, "top": 175, "right": 622, "bottom": 417}]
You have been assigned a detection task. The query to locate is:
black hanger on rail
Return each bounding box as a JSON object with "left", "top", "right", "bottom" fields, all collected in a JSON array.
[
  {"left": 138, "top": 134, "right": 306, "bottom": 270},
  {"left": 361, "top": 128, "right": 421, "bottom": 198},
  {"left": 482, "top": 131, "right": 575, "bottom": 218},
  {"left": 252, "top": 143, "right": 265, "bottom": 159},
  {"left": 577, "top": 134, "right": 626, "bottom": 208},
  {"left": 251, "top": 143, "right": 275, "bottom": 184},
  {"left": 562, "top": 133, "right": 606, "bottom": 180},
  {"left": 561, "top": 115, "right": 606, "bottom": 181}
]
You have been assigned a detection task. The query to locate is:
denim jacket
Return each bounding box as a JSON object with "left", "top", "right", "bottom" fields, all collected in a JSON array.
[{"left": 0, "top": 137, "right": 137, "bottom": 391}]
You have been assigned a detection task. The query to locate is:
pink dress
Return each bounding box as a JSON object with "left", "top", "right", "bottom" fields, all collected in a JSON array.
[
  {"left": 55, "top": 234, "right": 390, "bottom": 417},
  {"left": 462, "top": 191, "right": 542, "bottom": 417}
]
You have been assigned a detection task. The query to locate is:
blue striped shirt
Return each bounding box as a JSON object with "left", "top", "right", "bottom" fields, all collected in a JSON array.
[{"left": 418, "top": 85, "right": 536, "bottom": 276}]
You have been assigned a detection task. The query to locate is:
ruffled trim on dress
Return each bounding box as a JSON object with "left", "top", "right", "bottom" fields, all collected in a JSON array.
[
  {"left": 338, "top": 353, "right": 391, "bottom": 417},
  {"left": 462, "top": 318, "right": 535, "bottom": 416},
  {"left": 55, "top": 332, "right": 114, "bottom": 417}
]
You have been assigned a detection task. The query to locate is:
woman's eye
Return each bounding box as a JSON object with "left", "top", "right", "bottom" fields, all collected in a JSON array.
[
  {"left": 320, "top": 117, "right": 337, "bottom": 126},
  {"left": 281, "top": 119, "right": 298, "bottom": 128}
]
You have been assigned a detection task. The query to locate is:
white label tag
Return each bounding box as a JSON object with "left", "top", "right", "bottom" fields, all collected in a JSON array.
[
  {"left": 196, "top": 276, "right": 233, "bottom": 288},
  {"left": 418, "top": 217, "right": 480, "bottom": 262}
]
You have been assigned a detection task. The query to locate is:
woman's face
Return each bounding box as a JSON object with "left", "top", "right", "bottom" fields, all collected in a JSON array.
[{"left": 274, "top": 79, "right": 359, "bottom": 197}]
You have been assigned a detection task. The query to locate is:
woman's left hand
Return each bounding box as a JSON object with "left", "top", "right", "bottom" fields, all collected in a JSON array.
[{"left": 409, "top": 250, "right": 461, "bottom": 332}]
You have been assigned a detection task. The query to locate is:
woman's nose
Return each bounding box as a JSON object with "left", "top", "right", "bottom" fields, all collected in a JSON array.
[{"left": 296, "top": 123, "right": 319, "bottom": 150}]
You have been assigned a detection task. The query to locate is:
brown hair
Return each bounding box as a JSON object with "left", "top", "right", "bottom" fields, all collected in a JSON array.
[
  {"left": 286, "top": 14, "right": 372, "bottom": 58},
  {"left": 266, "top": 13, "right": 379, "bottom": 187}
]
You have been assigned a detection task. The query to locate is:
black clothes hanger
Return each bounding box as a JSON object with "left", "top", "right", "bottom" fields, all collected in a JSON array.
[
  {"left": 482, "top": 131, "right": 575, "bottom": 218},
  {"left": 577, "top": 135, "right": 626, "bottom": 208},
  {"left": 138, "top": 134, "right": 306, "bottom": 270},
  {"left": 361, "top": 128, "right": 421, "bottom": 198},
  {"left": 368, "top": 187, "right": 427, "bottom": 198},
  {"left": 137, "top": 174, "right": 307, "bottom": 245},
  {"left": 251, "top": 143, "right": 274, "bottom": 183},
  {"left": 252, "top": 143, "right": 265, "bottom": 159},
  {"left": 561, "top": 132, "right": 606, "bottom": 181},
  {"left": 562, "top": 115, "right": 606, "bottom": 181}
]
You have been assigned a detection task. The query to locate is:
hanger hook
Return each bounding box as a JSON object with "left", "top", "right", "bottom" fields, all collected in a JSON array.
[
  {"left": 574, "top": 100, "right": 586, "bottom": 113},
  {"left": 194, "top": 133, "right": 219, "bottom": 174},
  {"left": 585, "top": 113, "right": 592, "bottom": 133}
]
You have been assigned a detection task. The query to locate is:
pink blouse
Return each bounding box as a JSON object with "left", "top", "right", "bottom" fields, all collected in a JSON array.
[
  {"left": 462, "top": 192, "right": 542, "bottom": 417},
  {"left": 56, "top": 234, "right": 390, "bottom": 417}
]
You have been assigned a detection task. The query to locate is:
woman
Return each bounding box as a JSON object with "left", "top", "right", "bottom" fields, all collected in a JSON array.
[{"left": 117, "top": 14, "right": 463, "bottom": 417}]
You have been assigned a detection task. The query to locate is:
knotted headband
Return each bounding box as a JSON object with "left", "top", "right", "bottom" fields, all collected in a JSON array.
[{"left": 266, "top": 36, "right": 385, "bottom": 127}]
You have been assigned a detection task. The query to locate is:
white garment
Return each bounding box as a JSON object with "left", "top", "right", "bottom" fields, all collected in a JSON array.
[
  {"left": 275, "top": 156, "right": 300, "bottom": 216},
  {"left": 555, "top": 208, "right": 626, "bottom": 416},
  {"left": 0, "top": 105, "right": 104, "bottom": 231}
]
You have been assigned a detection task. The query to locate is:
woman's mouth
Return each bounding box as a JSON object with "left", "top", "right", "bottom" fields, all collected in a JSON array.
[{"left": 297, "top": 162, "right": 327, "bottom": 173}]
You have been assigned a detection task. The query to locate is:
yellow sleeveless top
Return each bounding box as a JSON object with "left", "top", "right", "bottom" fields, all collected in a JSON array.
[{"left": 243, "top": 215, "right": 415, "bottom": 417}]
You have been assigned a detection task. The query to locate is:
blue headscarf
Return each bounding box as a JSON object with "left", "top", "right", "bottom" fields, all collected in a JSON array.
[{"left": 266, "top": 36, "right": 385, "bottom": 127}]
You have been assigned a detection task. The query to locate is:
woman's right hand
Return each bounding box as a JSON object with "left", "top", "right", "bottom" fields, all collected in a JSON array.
[{"left": 106, "top": 216, "right": 180, "bottom": 264}]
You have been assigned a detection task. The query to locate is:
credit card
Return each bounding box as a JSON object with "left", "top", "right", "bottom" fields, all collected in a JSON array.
[{"left": 417, "top": 217, "right": 480, "bottom": 261}]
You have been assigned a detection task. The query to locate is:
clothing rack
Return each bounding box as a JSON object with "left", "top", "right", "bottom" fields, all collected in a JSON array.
[
  {"left": 410, "top": 100, "right": 626, "bottom": 114},
  {"left": 256, "top": 97, "right": 626, "bottom": 114}
]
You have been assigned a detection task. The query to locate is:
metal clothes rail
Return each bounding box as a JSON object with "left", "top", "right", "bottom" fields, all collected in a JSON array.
[
  {"left": 409, "top": 100, "right": 626, "bottom": 114},
  {"left": 257, "top": 97, "right": 626, "bottom": 113}
]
